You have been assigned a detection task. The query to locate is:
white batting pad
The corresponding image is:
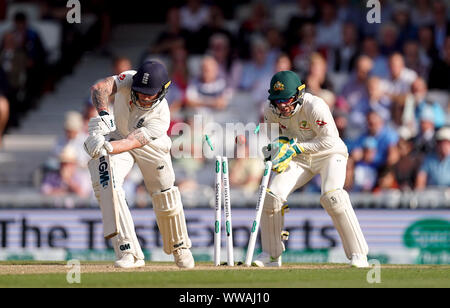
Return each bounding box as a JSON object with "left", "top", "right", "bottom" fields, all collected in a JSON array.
[
  {"left": 320, "top": 189, "right": 369, "bottom": 259},
  {"left": 260, "top": 191, "right": 285, "bottom": 258},
  {"left": 89, "top": 156, "right": 144, "bottom": 261},
  {"left": 152, "top": 186, "right": 192, "bottom": 254}
]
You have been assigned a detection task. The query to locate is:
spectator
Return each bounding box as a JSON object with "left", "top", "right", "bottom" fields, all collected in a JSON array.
[
  {"left": 236, "top": 1, "right": 271, "bottom": 59},
  {"left": 392, "top": 136, "right": 423, "bottom": 191},
  {"left": 330, "top": 22, "right": 360, "bottom": 74},
  {"left": 338, "top": 57, "right": 374, "bottom": 140},
  {"left": 171, "top": 115, "right": 213, "bottom": 195},
  {"left": 52, "top": 111, "right": 89, "bottom": 168},
  {"left": 365, "top": 76, "right": 392, "bottom": 124},
  {"left": 382, "top": 53, "right": 417, "bottom": 97},
  {"left": 265, "top": 27, "right": 284, "bottom": 67},
  {"left": 412, "top": 77, "right": 446, "bottom": 129},
  {"left": 185, "top": 56, "right": 231, "bottom": 123},
  {"left": 418, "top": 25, "right": 440, "bottom": 64},
  {"left": 403, "top": 40, "right": 430, "bottom": 79},
  {"left": 361, "top": 36, "right": 390, "bottom": 78},
  {"left": 180, "top": 0, "right": 210, "bottom": 34},
  {"left": 431, "top": 0, "right": 450, "bottom": 52},
  {"left": 351, "top": 111, "right": 399, "bottom": 168},
  {"left": 353, "top": 137, "right": 379, "bottom": 192},
  {"left": 415, "top": 126, "right": 450, "bottom": 189},
  {"left": 195, "top": 5, "right": 234, "bottom": 54},
  {"left": 7, "top": 12, "right": 47, "bottom": 109},
  {"left": 340, "top": 55, "right": 373, "bottom": 113},
  {"left": 238, "top": 37, "right": 273, "bottom": 91},
  {"left": 166, "top": 40, "right": 189, "bottom": 116},
  {"left": 290, "top": 22, "right": 321, "bottom": 75},
  {"left": 168, "top": 40, "right": 189, "bottom": 91},
  {"left": 229, "top": 142, "right": 264, "bottom": 194},
  {"left": 0, "top": 95, "right": 8, "bottom": 147},
  {"left": 81, "top": 101, "right": 98, "bottom": 134},
  {"left": 336, "top": 0, "right": 360, "bottom": 23},
  {"left": 284, "top": 0, "right": 319, "bottom": 49},
  {"left": 411, "top": 0, "right": 434, "bottom": 28},
  {"left": 315, "top": 0, "right": 342, "bottom": 50},
  {"left": 148, "top": 7, "right": 190, "bottom": 55},
  {"left": 373, "top": 166, "right": 400, "bottom": 193},
  {"left": 0, "top": 32, "right": 27, "bottom": 126},
  {"left": 391, "top": 3, "right": 418, "bottom": 48},
  {"left": 378, "top": 23, "right": 401, "bottom": 56},
  {"left": 428, "top": 36, "right": 450, "bottom": 91},
  {"left": 305, "top": 52, "right": 334, "bottom": 93},
  {"left": 206, "top": 33, "right": 242, "bottom": 91},
  {"left": 41, "top": 145, "right": 91, "bottom": 198},
  {"left": 334, "top": 108, "right": 349, "bottom": 140},
  {"left": 413, "top": 105, "right": 437, "bottom": 155}
]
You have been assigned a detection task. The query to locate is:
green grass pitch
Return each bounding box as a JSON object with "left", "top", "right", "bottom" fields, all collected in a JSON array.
[{"left": 0, "top": 261, "right": 449, "bottom": 288}]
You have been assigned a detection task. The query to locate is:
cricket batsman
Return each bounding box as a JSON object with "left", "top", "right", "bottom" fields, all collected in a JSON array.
[
  {"left": 255, "top": 70, "right": 369, "bottom": 268},
  {"left": 83, "top": 61, "right": 195, "bottom": 269}
]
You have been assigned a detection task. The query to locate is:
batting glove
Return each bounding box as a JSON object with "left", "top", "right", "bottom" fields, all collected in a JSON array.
[
  {"left": 88, "top": 111, "right": 116, "bottom": 136},
  {"left": 83, "top": 134, "right": 113, "bottom": 158}
]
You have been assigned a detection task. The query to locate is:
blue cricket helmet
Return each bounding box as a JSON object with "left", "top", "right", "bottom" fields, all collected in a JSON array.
[{"left": 131, "top": 60, "right": 171, "bottom": 111}]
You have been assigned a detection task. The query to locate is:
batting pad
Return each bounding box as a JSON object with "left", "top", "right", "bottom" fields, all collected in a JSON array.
[
  {"left": 89, "top": 156, "right": 144, "bottom": 261},
  {"left": 320, "top": 189, "right": 369, "bottom": 259},
  {"left": 152, "top": 186, "right": 192, "bottom": 255},
  {"left": 260, "top": 191, "right": 285, "bottom": 258}
]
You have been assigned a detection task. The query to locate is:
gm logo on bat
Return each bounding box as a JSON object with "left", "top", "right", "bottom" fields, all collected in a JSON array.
[{"left": 98, "top": 156, "right": 110, "bottom": 188}]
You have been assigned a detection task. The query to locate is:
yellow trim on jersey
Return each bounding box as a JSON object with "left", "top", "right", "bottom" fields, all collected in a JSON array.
[{"left": 164, "top": 81, "right": 171, "bottom": 89}]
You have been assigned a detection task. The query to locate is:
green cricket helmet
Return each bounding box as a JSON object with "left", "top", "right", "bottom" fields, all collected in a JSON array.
[{"left": 268, "top": 70, "right": 306, "bottom": 118}]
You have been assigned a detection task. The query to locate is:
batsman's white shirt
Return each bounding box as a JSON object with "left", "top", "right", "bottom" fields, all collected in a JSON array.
[
  {"left": 108, "top": 70, "right": 175, "bottom": 194},
  {"left": 263, "top": 93, "right": 349, "bottom": 199}
]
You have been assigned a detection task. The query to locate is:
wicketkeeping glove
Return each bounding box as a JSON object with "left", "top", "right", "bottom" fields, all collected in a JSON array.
[
  {"left": 262, "top": 136, "right": 291, "bottom": 162},
  {"left": 263, "top": 137, "right": 303, "bottom": 173}
]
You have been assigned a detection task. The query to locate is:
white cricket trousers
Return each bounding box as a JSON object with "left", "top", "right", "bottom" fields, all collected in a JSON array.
[{"left": 269, "top": 153, "right": 348, "bottom": 201}]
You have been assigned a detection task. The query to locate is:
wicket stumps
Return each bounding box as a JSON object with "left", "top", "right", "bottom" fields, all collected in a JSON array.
[
  {"left": 214, "top": 156, "right": 234, "bottom": 266},
  {"left": 244, "top": 161, "right": 272, "bottom": 267}
]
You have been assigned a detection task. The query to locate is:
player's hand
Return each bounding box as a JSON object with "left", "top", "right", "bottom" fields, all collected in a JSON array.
[
  {"left": 271, "top": 146, "right": 296, "bottom": 173},
  {"left": 84, "top": 134, "right": 106, "bottom": 158},
  {"left": 263, "top": 137, "right": 302, "bottom": 173},
  {"left": 262, "top": 137, "right": 291, "bottom": 161},
  {"left": 88, "top": 112, "right": 116, "bottom": 136}
]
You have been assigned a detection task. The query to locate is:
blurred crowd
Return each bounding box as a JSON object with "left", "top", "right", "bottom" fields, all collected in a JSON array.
[
  {"left": 0, "top": 0, "right": 112, "bottom": 148},
  {"left": 32, "top": 0, "right": 450, "bottom": 206}
]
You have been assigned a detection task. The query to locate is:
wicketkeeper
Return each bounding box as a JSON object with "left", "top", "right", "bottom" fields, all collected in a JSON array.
[
  {"left": 83, "top": 61, "right": 194, "bottom": 269},
  {"left": 255, "top": 71, "right": 369, "bottom": 267}
]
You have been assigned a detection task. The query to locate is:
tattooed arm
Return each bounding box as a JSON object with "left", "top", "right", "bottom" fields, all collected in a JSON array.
[
  {"left": 91, "top": 77, "right": 117, "bottom": 114},
  {"left": 107, "top": 128, "right": 152, "bottom": 154}
]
